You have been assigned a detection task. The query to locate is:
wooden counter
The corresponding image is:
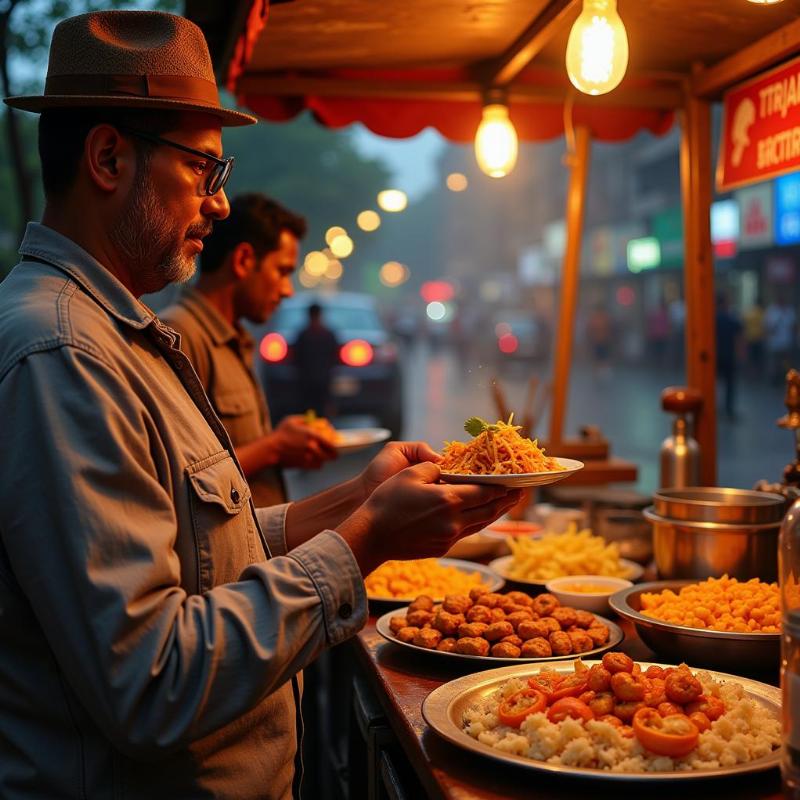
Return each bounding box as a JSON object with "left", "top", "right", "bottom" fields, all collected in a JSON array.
[{"left": 348, "top": 616, "right": 782, "bottom": 800}]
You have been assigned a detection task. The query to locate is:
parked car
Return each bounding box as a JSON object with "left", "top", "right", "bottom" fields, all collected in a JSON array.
[
  {"left": 476, "top": 310, "right": 550, "bottom": 366},
  {"left": 249, "top": 292, "right": 404, "bottom": 437}
]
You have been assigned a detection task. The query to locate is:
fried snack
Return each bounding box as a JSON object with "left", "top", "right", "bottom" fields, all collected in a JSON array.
[
  {"left": 440, "top": 416, "right": 564, "bottom": 475},
  {"left": 365, "top": 558, "right": 490, "bottom": 599},
  {"left": 388, "top": 590, "right": 609, "bottom": 660},
  {"left": 506, "top": 524, "right": 631, "bottom": 581},
  {"left": 639, "top": 575, "right": 780, "bottom": 633}
]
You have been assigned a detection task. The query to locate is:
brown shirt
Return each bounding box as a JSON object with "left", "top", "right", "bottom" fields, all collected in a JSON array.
[{"left": 162, "top": 288, "right": 287, "bottom": 507}]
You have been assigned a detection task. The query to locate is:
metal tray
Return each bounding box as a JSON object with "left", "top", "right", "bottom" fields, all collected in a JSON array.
[
  {"left": 609, "top": 581, "right": 780, "bottom": 671},
  {"left": 376, "top": 609, "right": 623, "bottom": 665},
  {"left": 422, "top": 660, "right": 780, "bottom": 781},
  {"left": 366, "top": 558, "right": 504, "bottom": 607}
]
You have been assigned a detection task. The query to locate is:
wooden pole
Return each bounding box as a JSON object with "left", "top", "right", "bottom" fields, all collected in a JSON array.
[
  {"left": 549, "top": 125, "right": 591, "bottom": 446},
  {"left": 679, "top": 93, "right": 717, "bottom": 485}
]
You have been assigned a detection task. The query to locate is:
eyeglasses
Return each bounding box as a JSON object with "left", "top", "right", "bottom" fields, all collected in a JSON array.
[{"left": 118, "top": 127, "right": 234, "bottom": 196}]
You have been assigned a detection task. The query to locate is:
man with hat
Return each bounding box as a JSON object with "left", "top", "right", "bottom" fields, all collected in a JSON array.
[{"left": 0, "top": 9, "right": 517, "bottom": 800}]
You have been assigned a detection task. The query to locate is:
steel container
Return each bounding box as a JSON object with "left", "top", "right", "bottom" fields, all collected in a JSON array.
[
  {"left": 646, "top": 487, "right": 785, "bottom": 581},
  {"left": 653, "top": 487, "right": 786, "bottom": 524},
  {"left": 609, "top": 581, "right": 779, "bottom": 671}
]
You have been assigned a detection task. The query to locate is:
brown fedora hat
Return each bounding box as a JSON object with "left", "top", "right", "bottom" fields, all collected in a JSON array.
[{"left": 4, "top": 10, "right": 256, "bottom": 126}]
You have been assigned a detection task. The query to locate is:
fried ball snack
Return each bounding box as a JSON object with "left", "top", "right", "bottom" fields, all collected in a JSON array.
[{"left": 455, "top": 637, "right": 490, "bottom": 656}]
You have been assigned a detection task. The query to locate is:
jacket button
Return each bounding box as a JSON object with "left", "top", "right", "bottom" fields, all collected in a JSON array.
[
  {"left": 230, "top": 487, "right": 240, "bottom": 504},
  {"left": 338, "top": 603, "right": 352, "bottom": 620}
]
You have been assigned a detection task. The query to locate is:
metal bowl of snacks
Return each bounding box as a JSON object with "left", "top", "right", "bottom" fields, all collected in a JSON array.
[
  {"left": 645, "top": 488, "right": 786, "bottom": 581},
  {"left": 609, "top": 581, "right": 779, "bottom": 671}
]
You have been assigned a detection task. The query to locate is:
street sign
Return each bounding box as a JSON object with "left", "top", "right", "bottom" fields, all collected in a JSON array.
[{"left": 718, "top": 54, "right": 800, "bottom": 191}]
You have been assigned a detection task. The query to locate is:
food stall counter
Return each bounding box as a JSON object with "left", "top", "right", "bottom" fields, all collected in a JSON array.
[{"left": 347, "top": 617, "right": 782, "bottom": 800}]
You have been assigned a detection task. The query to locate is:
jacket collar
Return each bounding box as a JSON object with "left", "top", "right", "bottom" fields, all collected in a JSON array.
[
  {"left": 178, "top": 286, "right": 252, "bottom": 350},
  {"left": 18, "top": 222, "right": 155, "bottom": 329}
]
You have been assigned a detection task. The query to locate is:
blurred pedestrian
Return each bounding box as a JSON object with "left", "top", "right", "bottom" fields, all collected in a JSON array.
[
  {"left": 668, "top": 295, "right": 685, "bottom": 366},
  {"left": 162, "top": 194, "right": 337, "bottom": 507},
  {"left": 765, "top": 295, "right": 796, "bottom": 384},
  {"left": 586, "top": 303, "right": 614, "bottom": 377},
  {"left": 646, "top": 300, "right": 670, "bottom": 367},
  {"left": 294, "top": 302, "right": 339, "bottom": 417},
  {"left": 743, "top": 298, "right": 766, "bottom": 378},
  {"left": 715, "top": 292, "right": 743, "bottom": 420}
]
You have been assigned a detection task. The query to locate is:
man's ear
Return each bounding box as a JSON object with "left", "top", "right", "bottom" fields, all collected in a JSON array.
[
  {"left": 230, "top": 242, "right": 256, "bottom": 280},
  {"left": 84, "top": 124, "right": 135, "bottom": 193}
]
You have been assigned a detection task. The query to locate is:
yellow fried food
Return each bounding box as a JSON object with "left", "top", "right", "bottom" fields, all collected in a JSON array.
[
  {"left": 302, "top": 410, "right": 341, "bottom": 444},
  {"left": 365, "top": 558, "right": 490, "bottom": 599},
  {"left": 640, "top": 575, "right": 780, "bottom": 633},
  {"left": 506, "top": 525, "right": 630, "bottom": 581}
]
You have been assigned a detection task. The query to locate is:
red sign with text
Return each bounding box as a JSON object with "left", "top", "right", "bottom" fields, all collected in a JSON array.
[{"left": 718, "top": 54, "right": 800, "bottom": 191}]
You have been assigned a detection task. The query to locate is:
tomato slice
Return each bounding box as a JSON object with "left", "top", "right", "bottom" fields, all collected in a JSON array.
[
  {"left": 547, "top": 697, "right": 595, "bottom": 724},
  {"left": 551, "top": 673, "right": 589, "bottom": 701},
  {"left": 632, "top": 707, "right": 699, "bottom": 757},
  {"left": 498, "top": 689, "right": 547, "bottom": 728},
  {"left": 527, "top": 673, "right": 563, "bottom": 699},
  {"left": 685, "top": 694, "right": 725, "bottom": 721}
]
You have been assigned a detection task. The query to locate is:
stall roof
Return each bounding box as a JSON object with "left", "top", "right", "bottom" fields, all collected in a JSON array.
[{"left": 185, "top": 0, "right": 800, "bottom": 142}]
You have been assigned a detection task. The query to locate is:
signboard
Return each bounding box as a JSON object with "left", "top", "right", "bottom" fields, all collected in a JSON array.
[
  {"left": 627, "top": 237, "right": 661, "bottom": 273},
  {"left": 718, "top": 54, "right": 800, "bottom": 190},
  {"left": 589, "top": 228, "right": 615, "bottom": 276},
  {"left": 775, "top": 173, "right": 800, "bottom": 245},
  {"left": 736, "top": 183, "right": 773, "bottom": 249},
  {"left": 651, "top": 208, "right": 684, "bottom": 268},
  {"left": 710, "top": 199, "right": 739, "bottom": 258}
]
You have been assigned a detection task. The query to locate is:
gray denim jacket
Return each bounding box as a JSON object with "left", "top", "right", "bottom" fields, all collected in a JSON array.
[{"left": 0, "top": 224, "right": 367, "bottom": 799}]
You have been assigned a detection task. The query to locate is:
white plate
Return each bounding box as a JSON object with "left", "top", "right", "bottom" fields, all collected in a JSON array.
[
  {"left": 376, "top": 610, "right": 623, "bottom": 665},
  {"left": 489, "top": 554, "right": 644, "bottom": 591},
  {"left": 366, "top": 558, "right": 504, "bottom": 606},
  {"left": 422, "top": 660, "right": 781, "bottom": 781},
  {"left": 335, "top": 427, "right": 391, "bottom": 453},
  {"left": 439, "top": 458, "right": 584, "bottom": 488}
]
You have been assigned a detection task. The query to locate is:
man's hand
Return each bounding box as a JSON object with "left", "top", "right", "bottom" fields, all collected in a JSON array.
[
  {"left": 273, "top": 415, "right": 338, "bottom": 469},
  {"left": 337, "top": 461, "right": 522, "bottom": 576},
  {"left": 357, "top": 440, "right": 441, "bottom": 500}
]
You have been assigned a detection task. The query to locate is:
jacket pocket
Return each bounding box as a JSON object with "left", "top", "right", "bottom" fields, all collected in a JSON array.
[
  {"left": 212, "top": 387, "right": 263, "bottom": 447},
  {"left": 186, "top": 451, "right": 256, "bottom": 592}
]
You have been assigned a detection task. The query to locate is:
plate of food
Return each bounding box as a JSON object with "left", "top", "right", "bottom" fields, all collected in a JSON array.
[
  {"left": 301, "top": 411, "right": 390, "bottom": 453},
  {"left": 422, "top": 654, "right": 781, "bottom": 780},
  {"left": 438, "top": 416, "right": 583, "bottom": 488},
  {"left": 376, "top": 587, "right": 623, "bottom": 664},
  {"left": 365, "top": 558, "right": 503, "bottom": 606},
  {"left": 488, "top": 524, "right": 644, "bottom": 592}
]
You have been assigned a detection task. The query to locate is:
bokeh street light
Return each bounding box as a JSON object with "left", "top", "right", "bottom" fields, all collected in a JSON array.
[{"left": 377, "top": 189, "right": 408, "bottom": 212}]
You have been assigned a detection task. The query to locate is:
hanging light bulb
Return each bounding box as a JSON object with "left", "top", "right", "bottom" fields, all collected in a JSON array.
[
  {"left": 474, "top": 101, "right": 518, "bottom": 178},
  {"left": 565, "top": 0, "right": 629, "bottom": 96}
]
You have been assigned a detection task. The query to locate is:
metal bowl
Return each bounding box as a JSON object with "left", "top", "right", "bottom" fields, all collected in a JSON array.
[
  {"left": 609, "top": 581, "right": 779, "bottom": 671},
  {"left": 645, "top": 507, "right": 780, "bottom": 581},
  {"left": 652, "top": 487, "right": 786, "bottom": 524}
]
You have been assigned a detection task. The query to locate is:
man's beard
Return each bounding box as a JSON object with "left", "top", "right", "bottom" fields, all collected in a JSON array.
[{"left": 110, "top": 165, "right": 210, "bottom": 295}]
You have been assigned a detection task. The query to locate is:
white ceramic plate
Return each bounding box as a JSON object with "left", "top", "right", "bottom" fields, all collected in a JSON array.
[
  {"left": 376, "top": 610, "right": 623, "bottom": 665},
  {"left": 489, "top": 554, "right": 644, "bottom": 592},
  {"left": 422, "top": 660, "right": 781, "bottom": 781},
  {"left": 366, "top": 558, "right": 504, "bottom": 606},
  {"left": 439, "top": 458, "right": 583, "bottom": 488},
  {"left": 335, "top": 427, "right": 391, "bottom": 453}
]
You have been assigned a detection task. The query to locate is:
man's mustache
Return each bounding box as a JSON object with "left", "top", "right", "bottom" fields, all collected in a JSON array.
[{"left": 187, "top": 223, "right": 213, "bottom": 239}]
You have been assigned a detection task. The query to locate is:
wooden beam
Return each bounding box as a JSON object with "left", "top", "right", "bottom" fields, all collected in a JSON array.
[
  {"left": 680, "top": 93, "right": 717, "bottom": 486},
  {"left": 693, "top": 16, "right": 800, "bottom": 98},
  {"left": 549, "top": 126, "right": 591, "bottom": 447},
  {"left": 236, "top": 74, "right": 684, "bottom": 109},
  {"left": 479, "top": 0, "right": 580, "bottom": 87}
]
